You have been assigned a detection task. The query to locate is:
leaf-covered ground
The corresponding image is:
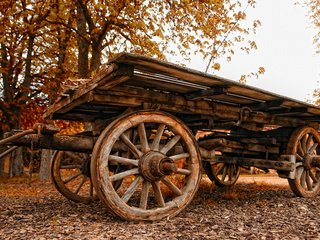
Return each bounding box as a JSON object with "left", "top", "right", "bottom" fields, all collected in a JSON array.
[{"left": 0, "top": 175, "right": 319, "bottom": 239}]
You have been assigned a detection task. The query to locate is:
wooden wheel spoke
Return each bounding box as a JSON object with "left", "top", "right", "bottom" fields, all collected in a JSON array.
[
  {"left": 233, "top": 165, "right": 238, "bottom": 178},
  {"left": 306, "top": 171, "right": 313, "bottom": 191},
  {"left": 160, "top": 135, "right": 181, "bottom": 155},
  {"left": 230, "top": 165, "right": 234, "bottom": 179},
  {"left": 152, "top": 181, "right": 165, "bottom": 207},
  {"left": 306, "top": 135, "right": 314, "bottom": 151},
  {"left": 221, "top": 165, "right": 227, "bottom": 181},
  {"left": 296, "top": 153, "right": 303, "bottom": 161},
  {"left": 309, "top": 170, "right": 319, "bottom": 183},
  {"left": 301, "top": 134, "right": 308, "bottom": 155},
  {"left": 161, "top": 177, "right": 183, "bottom": 196},
  {"left": 170, "top": 153, "right": 189, "bottom": 161},
  {"left": 308, "top": 143, "right": 318, "bottom": 155},
  {"left": 176, "top": 168, "right": 191, "bottom": 175},
  {"left": 151, "top": 124, "right": 166, "bottom": 151},
  {"left": 109, "top": 168, "right": 139, "bottom": 182},
  {"left": 60, "top": 165, "right": 82, "bottom": 169},
  {"left": 211, "top": 162, "right": 220, "bottom": 166},
  {"left": 138, "top": 123, "right": 150, "bottom": 153},
  {"left": 296, "top": 166, "right": 303, "bottom": 180},
  {"left": 227, "top": 165, "right": 232, "bottom": 181},
  {"left": 139, "top": 181, "right": 151, "bottom": 209},
  {"left": 74, "top": 175, "right": 87, "bottom": 194},
  {"left": 298, "top": 141, "right": 305, "bottom": 156},
  {"left": 63, "top": 172, "right": 82, "bottom": 184},
  {"left": 216, "top": 163, "right": 224, "bottom": 175},
  {"left": 122, "top": 176, "right": 143, "bottom": 203},
  {"left": 108, "top": 155, "right": 138, "bottom": 166},
  {"left": 120, "top": 133, "right": 143, "bottom": 158},
  {"left": 231, "top": 165, "right": 236, "bottom": 179},
  {"left": 300, "top": 169, "right": 306, "bottom": 188}
]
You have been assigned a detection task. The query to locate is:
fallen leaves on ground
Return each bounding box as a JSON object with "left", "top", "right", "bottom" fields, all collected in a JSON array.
[{"left": 0, "top": 175, "right": 319, "bottom": 239}]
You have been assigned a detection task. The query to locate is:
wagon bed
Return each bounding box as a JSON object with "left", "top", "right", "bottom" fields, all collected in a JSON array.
[{"left": 44, "top": 52, "right": 320, "bottom": 128}]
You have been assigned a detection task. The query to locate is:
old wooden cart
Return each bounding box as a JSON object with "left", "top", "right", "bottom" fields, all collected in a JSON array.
[{"left": 2, "top": 53, "right": 320, "bottom": 221}]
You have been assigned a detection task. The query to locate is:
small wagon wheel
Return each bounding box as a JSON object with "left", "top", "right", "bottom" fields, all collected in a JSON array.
[
  {"left": 51, "top": 151, "right": 96, "bottom": 203},
  {"left": 90, "top": 111, "right": 201, "bottom": 221},
  {"left": 287, "top": 126, "right": 320, "bottom": 197},
  {"left": 204, "top": 161, "right": 240, "bottom": 187}
]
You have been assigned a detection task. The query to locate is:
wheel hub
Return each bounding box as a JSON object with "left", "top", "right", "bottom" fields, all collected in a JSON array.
[
  {"left": 304, "top": 155, "right": 313, "bottom": 169},
  {"left": 138, "top": 151, "right": 177, "bottom": 182}
]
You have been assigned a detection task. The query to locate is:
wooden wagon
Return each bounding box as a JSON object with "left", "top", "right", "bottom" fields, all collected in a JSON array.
[{"left": 2, "top": 53, "right": 320, "bottom": 221}]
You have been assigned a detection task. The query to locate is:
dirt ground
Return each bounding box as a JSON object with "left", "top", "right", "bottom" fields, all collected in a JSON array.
[{"left": 0, "top": 175, "right": 319, "bottom": 239}]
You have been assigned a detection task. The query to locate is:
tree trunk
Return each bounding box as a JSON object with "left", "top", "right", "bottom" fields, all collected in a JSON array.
[
  {"left": 22, "top": 33, "right": 35, "bottom": 91},
  {"left": 0, "top": 130, "right": 5, "bottom": 177},
  {"left": 77, "top": 4, "right": 89, "bottom": 78},
  {"left": 90, "top": 40, "right": 101, "bottom": 73},
  {"left": 39, "top": 149, "right": 53, "bottom": 181},
  {"left": 9, "top": 147, "right": 24, "bottom": 177}
]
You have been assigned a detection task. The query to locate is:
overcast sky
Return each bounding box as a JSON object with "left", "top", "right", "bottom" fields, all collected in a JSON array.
[{"left": 184, "top": 0, "right": 320, "bottom": 102}]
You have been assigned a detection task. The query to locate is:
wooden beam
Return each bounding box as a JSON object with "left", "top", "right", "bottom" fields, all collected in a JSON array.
[
  {"left": 245, "top": 99, "right": 284, "bottom": 111},
  {"left": 185, "top": 86, "right": 228, "bottom": 100},
  {"left": 301, "top": 116, "right": 320, "bottom": 121},
  {"left": 7, "top": 134, "right": 94, "bottom": 152},
  {"left": 213, "top": 156, "right": 294, "bottom": 171},
  {"left": 268, "top": 107, "right": 308, "bottom": 115}
]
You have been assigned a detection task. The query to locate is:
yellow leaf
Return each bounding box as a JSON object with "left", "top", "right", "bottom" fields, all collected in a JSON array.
[{"left": 213, "top": 62, "right": 221, "bottom": 71}]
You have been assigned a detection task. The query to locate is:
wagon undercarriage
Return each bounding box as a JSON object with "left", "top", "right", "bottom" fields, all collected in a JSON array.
[{"left": 2, "top": 53, "right": 320, "bottom": 221}]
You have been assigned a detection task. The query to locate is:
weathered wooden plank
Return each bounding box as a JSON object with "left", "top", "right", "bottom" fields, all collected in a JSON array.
[
  {"left": 239, "top": 138, "right": 277, "bottom": 145},
  {"left": 112, "top": 77, "right": 195, "bottom": 93},
  {"left": 268, "top": 107, "right": 308, "bottom": 115},
  {"left": 219, "top": 85, "right": 277, "bottom": 102},
  {"left": 198, "top": 138, "right": 227, "bottom": 148},
  {"left": 199, "top": 138, "right": 243, "bottom": 149},
  {"left": 214, "top": 156, "right": 293, "bottom": 171},
  {"left": 185, "top": 87, "right": 228, "bottom": 100},
  {"left": 208, "top": 94, "right": 256, "bottom": 106},
  {"left": 211, "top": 147, "right": 261, "bottom": 155},
  {"left": 245, "top": 99, "right": 284, "bottom": 111},
  {"left": 246, "top": 143, "right": 279, "bottom": 154},
  {"left": 200, "top": 138, "right": 279, "bottom": 154}
]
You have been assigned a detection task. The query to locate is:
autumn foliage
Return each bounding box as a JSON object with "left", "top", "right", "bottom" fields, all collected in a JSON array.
[{"left": 0, "top": 0, "right": 261, "bottom": 132}]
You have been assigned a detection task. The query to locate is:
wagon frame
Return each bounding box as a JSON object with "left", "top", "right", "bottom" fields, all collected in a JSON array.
[{"left": 2, "top": 53, "right": 320, "bottom": 221}]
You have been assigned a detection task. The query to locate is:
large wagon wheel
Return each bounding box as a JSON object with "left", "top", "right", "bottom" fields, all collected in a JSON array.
[
  {"left": 287, "top": 126, "right": 320, "bottom": 197},
  {"left": 204, "top": 161, "right": 240, "bottom": 187},
  {"left": 90, "top": 111, "right": 201, "bottom": 221},
  {"left": 51, "top": 151, "right": 96, "bottom": 203}
]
